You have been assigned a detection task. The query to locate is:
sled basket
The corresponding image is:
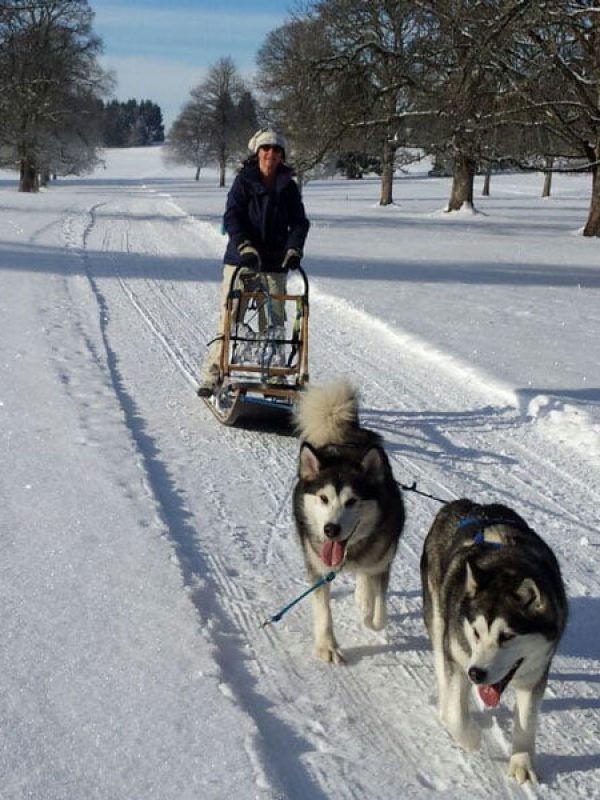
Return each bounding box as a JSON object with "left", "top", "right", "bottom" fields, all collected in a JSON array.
[{"left": 201, "top": 265, "right": 309, "bottom": 427}]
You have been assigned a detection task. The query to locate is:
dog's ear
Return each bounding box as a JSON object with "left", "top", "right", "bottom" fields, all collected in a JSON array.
[
  {"left": 299, "top": 443, "right": 322, "bottom": 480},
  {"left": 515, "top": 578, "right": 546, "bottom": 614},
  {"left": 361, "top": 447, "right": 385, "bottom": 482}
]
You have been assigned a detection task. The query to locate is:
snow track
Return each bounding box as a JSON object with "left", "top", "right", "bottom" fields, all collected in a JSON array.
[{"left": 50, "top": 182, "right": 600, "bottom": 799}]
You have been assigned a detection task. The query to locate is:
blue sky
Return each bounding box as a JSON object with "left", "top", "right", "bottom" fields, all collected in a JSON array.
[{"left": 91, "top": 1, "right": 293, "bottom": 129}]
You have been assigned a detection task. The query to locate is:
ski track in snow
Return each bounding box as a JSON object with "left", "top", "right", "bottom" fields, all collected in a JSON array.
[{"left": 51, "top": 182, "right": 600, "bottom": 799}]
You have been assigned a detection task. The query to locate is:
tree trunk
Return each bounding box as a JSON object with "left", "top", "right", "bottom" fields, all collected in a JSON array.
[
  {"left": 482, "top": 166, "right": 491, "bottom": 197},
  {"left": 19, "top": 157, "right": 38, "bottom": 193},
  {"left": 218, "top": 151, "right": 226, "bottom": 188},
  {"left": 447, "top": 153, "right": 475, "bottom": 211},
  {"left": 542, "top": 157, "right": 553, "bottom": 198},
  {"left": 583, "top": 23, "right": 600, "bottom": 235},
  {"left": 195, "top": 166, "right": 201, "bottom": 181},
  {"left": 379, "top": 138, "right": 394, "bottom": 206},
  {"left": 39, "top": 170, "right": 51, "bottom": 188},
  {"left": 583, "top": 162, "right": 600, "bottom": 237}
]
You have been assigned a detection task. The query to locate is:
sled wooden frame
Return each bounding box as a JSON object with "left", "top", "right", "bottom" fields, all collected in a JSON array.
[{"left": 202, "top": 265, "right": 310, "bottom": 426}]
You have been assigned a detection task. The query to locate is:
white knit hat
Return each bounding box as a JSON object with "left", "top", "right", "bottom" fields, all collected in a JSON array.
[{"left": 248, "top": 128, "right": 288, "bottom": 158}]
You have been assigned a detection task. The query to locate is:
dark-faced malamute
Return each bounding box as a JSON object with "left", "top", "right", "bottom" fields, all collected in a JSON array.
[
  {"left": 420, "top": 498, "right": 568, "bottom": 783},
  {"left": 293, "top": 381, "right": 405, "bottom": 664}
]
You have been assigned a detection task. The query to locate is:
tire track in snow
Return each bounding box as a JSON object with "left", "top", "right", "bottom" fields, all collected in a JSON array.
[
  {"left": 100, "top": 226, "right": 303, "bottom": 581},
  {"left": 116, "top": 272, "right": 199, "bottom": 388},
  {"left": 73, "top": 206, "right": 469, "bottom": 797},
  {"left": 93, "top": 206, "right": 525, "bottom": 797},
  {"left": 61, "top": 202, "right": 335, "bottom": 800}
]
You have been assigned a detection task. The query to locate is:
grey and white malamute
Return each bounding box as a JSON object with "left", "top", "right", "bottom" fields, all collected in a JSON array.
[
  {"left": 421, "top": 498, "right": 568, "bottom": 783},
  {"left": 293, "top": 382, "right": 405, "bottom": 664}
]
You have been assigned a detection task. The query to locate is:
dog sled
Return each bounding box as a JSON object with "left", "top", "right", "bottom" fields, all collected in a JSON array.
[{"left": 199, "top": 265, "right": 310, "bottom": 426}]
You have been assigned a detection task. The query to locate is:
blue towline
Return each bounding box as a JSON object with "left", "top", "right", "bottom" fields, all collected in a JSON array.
[{"left": 260, "top": 570, "right": 337, "bottom": 628}]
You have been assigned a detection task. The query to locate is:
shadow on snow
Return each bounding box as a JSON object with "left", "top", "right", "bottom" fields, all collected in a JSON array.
[{"left": 2, "top": 237, "right": 598, "bottom": 289}]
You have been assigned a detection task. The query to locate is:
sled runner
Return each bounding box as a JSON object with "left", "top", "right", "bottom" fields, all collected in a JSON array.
[{"left": 199, "top": 265, "right": 310, "bottom": 426}]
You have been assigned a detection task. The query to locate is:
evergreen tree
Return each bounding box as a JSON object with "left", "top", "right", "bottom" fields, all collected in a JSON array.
[{"left": 100, "top": 99, "right": 164, "bottom": 147}]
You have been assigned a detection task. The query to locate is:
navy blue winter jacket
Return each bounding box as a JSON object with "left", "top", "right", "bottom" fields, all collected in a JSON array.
[{"left": 223, "top": 162, "right": 310, "bottom": 273}]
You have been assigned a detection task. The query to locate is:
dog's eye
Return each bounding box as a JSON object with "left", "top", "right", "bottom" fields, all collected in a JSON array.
[
  {"left": 345, "top": 498, "right": 357, "bottom": 508},
  {"left": 318, "top": 494, "right": 329, "bottom": 505},
  {"left": 472, "top": 628, "right": 480, "bottom": 641},
  {"left": 499, "top": 632, "right": 515, "bottom": 644}
]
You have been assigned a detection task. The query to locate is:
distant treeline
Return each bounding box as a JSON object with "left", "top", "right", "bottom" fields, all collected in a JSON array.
[{"left": 100, "top": 99, "right": 165, "bottom": 148}]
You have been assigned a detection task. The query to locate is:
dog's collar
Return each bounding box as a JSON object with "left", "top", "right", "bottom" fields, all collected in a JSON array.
[
  {"left": 472, "top": 530, "right": 504, "bottom": 548},
  {"left": 458, "top": 515, "right": 513, "bottom": 548}
]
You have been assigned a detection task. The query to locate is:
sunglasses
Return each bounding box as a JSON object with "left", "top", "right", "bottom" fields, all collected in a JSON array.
[{"left": 260, "top": 144, "right": 283, "bottom": 154}]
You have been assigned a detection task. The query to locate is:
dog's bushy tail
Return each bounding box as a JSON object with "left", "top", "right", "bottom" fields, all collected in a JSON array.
[{"left": 295, "top": 380, "right": 359, "bottom": 447}]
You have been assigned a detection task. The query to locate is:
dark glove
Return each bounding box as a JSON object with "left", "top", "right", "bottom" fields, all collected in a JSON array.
[
  {"left": 282, "top": 248, "right": 302, "bottom": 271},
  {"left": 238, "top": 242, "right": 261, "bottom": 271}
]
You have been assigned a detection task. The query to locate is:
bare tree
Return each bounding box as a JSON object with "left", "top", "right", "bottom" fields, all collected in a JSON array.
[
  {"left": 256, "top": 15, "right": 349, "bottom": 179},
  {"left": 196, "top": 58, "right": 254, "bottom": 186},
  {"left": 409, "top": 1, "right": 537, "bottom": 212},
  {"left": 258, "top": 1, "right": 419, "bottom": 202},
  {"left": 498, "top": 2, "right": 600, "bottom": 235},
  {"left": 314, "top": 0, "right": 419, "bottom": 205},
  {"left": 207, "top": 58, "right": 242, "bottom": 187},
  {"left": 167, "top": 58, "right": 258, "bottom": 187},
  {"left": 163, "top": 95, "right": 212, "bottom": 180},
  {"left": 257, "top": 0, "right": 600, "bottom": 233},
  {"left": 0, "top": 0, "right": 111, "bottom": 191}
]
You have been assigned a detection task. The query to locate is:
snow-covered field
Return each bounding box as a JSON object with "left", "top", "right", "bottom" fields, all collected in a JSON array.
[{"left": 1, "top": 147, "right": 599, "bottom": 799}]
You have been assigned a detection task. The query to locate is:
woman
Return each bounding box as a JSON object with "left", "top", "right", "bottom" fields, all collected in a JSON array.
[{"left": 199, "top": 127, "right": 310, "bottom": 397}]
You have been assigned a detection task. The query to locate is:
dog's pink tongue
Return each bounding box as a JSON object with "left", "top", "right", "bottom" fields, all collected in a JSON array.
[
  {"left": 478, "top": 685, "right": 501, "bottom": 708},
  {"left": 321, "top": 540, "right": 345, "bottom": 567}
]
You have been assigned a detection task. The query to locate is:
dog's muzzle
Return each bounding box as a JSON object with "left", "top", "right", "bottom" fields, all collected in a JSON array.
[
  {"left": 470, "top": 658, "right": 524, "bottom": 708},
  {"left": 324, "top": 522, "right": 341, "bottom": 539}
]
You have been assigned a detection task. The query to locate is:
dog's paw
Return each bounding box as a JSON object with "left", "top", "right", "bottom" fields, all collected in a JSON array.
[
  {"left": 369, "top": 604, "right": 387, "bottom": 631},
  {"left": 508, "top": 753, "right": 538, "bottom": 784},
  {"left": 363, "top": 613, "right": 386, "bottom": 631},
  {"left": 316, "top": 642, "right": 345, "bottom": 665},
  {"left": 450, "top": 721, "right": 481, "bottom": 752}
]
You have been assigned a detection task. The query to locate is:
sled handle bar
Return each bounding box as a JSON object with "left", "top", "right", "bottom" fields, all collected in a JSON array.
[{"left": 227, "top": 264, "right": 309, "bottom": 302}]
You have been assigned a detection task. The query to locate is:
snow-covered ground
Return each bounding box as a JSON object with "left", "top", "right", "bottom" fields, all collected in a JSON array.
[{"left": 1, "top": 147, "right": 599, "bottom": 799}]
